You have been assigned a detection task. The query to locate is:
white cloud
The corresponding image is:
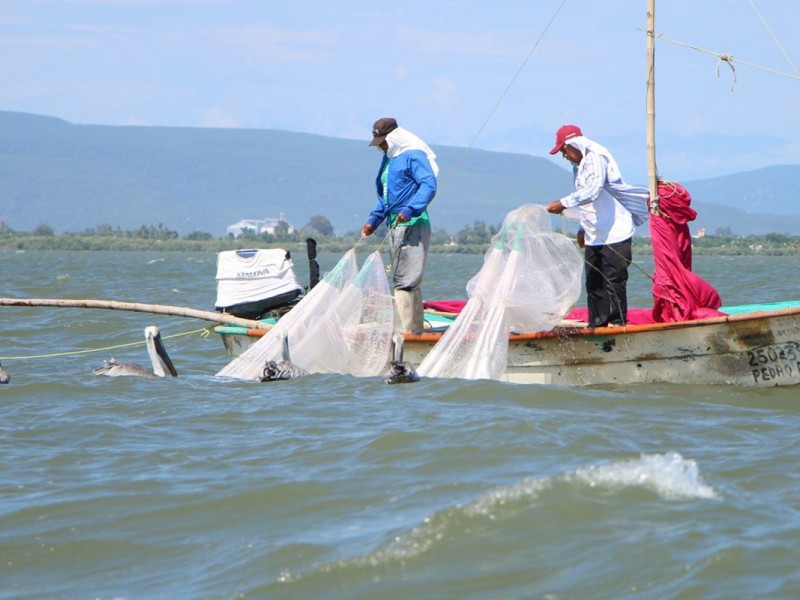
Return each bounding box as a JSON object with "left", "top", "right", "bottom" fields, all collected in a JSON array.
[
  {"left": 2, "top": 0, "right": 799, "bottom": 179},
  {"left": 416, "top": 76, "right": 459, "bottom": 116},
  {"left": 395, "top": 28, "right": 520, "bottom": 59},
  {"left": 26, "top": 0, "right": 227, "bottom": 4},
  {"left": 208, "top": 24, "right": 339, "bottom": 66},
  {"left": 198, "top": 108, "right": 239, "bottom": 128}
]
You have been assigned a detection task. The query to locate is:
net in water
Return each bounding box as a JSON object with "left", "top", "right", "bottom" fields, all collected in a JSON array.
[
  {"left": 417, "top": 204, "right": 583, "bottom": 381},
  {"left": 215, "top": 249, "right": 396, "bottom": 381},
  {"left": 290, "top": 250, "right": 396, "bottom": 377},
  {"left": 215, "top": 249, "right": 360, "bottom": 381}
]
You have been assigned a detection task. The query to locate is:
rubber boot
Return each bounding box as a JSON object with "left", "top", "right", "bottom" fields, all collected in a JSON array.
[
  {"left": 411, "top": 288, "right": 425, "bottom": 333},
  {"left": 395, "top": 289, "right": 423, "bottom": 334}
]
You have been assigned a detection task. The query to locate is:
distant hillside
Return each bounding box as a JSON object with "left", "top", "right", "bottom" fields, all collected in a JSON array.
[
  {"left": 1, "top": 111, "right": 799, "bottom": 236},
  {"left": 654, "top": 166, "right": 800, "bottom": 236}
]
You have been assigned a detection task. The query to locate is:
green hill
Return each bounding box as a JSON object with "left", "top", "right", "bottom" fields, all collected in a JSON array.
[{"left": 2, "top": 110, "right": 799, "bottom": 236}]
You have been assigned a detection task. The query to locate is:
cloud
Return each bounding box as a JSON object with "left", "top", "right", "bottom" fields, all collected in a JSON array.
[
  {"left": 199, "top": 107, "right": 240, "bottom": 128},
  {"left": 28, "top": 0, "right": 227, "bottom": 4},
  {"left": 209, "top": 24, "right": 339, "bottom": 66},
  {"left": 414, "top": 76, "right": 459, "bottom": 115},
  {"left": 123, "top": 114, "right": 149, "bottom": 126},
  {"left": 395, "top": 28, "right": 520, "bottom": 59}
]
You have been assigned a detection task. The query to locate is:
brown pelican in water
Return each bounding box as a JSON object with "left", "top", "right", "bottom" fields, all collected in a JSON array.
[
  {"left": 93, "top": 326, "right": 178, "bottom": 378},
  {"left": 383, "top": 333, "right": 419, "bottom": 384},
  {"left": 260, "top": 330, "right": 307, "bottom": 382},
  {"left": 0, "top": 361, "right": 9, "bottom": 384}
]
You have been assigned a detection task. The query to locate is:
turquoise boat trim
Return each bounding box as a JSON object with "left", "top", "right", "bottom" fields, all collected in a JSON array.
[
  {"left": 214, "top": 300, "right": 800, "bottom": 337},
  {"left": 719, "top": 300, "right": 800, "bottom": 315}
]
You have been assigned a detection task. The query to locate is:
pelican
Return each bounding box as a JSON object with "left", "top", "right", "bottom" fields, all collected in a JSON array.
[
  {"left": 93, "top": 326, "right": 178, "bottom": 378},
  {"left": 383, "top": 333, "right": 419, "bottom": 384},
  {"left": 260, "top": 330, "right": 307, "bottom": 381},
  {"left": 0, "top": 361, "right": 9, "bottom": 384}
]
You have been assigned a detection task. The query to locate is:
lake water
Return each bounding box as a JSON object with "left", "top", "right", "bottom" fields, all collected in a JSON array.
[{"left": 1, "top": 250, "right": 799, "bottom": 599}]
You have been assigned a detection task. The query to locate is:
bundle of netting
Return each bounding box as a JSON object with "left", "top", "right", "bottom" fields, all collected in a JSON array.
[
  {"left": 215, "top": 249, "right": 359, "bottom": 381},
  {"left": 291, "top": 250, "right": 396, "bottom": 376},
  {"left": 418, "top": 204, "right": 583, "bottom": 381},
  {"left": 474, "top": 204, "right": 584, "bottom": 333}
]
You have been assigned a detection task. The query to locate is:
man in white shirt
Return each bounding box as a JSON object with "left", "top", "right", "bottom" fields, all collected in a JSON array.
[{"left": 546, "top": 125, "right": 648, "bottom": 328}]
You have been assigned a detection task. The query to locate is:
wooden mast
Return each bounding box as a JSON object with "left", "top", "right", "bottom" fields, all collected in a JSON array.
[{"left": 646, "top": 0, "right": 659, "bottom": 212}]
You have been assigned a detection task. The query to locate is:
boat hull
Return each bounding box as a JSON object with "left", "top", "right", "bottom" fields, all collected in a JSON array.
[{"left": 216, "top": 307, "right": 800, "bottom": 387}]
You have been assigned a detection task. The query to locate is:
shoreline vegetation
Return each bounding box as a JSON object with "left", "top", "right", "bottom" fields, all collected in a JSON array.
[{"left": 1, "top": 221, "right": 799, "bottom": 255}]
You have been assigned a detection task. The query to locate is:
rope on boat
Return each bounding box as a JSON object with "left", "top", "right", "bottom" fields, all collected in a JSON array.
[{"left": 647, "top": 32, "right": 800, "bottom": 91}]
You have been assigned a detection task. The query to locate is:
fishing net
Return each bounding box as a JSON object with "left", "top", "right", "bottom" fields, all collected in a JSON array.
[
  {"left": 215, "top": 249, "right": 359, "bottom": 380},
  {"left": 291, "top": 250, "right": 396, "bottom": 376},
  {"left": 417, "top": 204, "right": 583, "bottom": 381},
  {"left": 216, "top": 249, "right": 396, "bottom": 380}
]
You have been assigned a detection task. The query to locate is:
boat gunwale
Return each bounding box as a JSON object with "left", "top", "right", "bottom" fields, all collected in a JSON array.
[{"left": 216, "top": 305, "right": 800, "bottom": 343}]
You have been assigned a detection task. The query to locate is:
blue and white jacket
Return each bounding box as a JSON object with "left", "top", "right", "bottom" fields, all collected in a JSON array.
[{"left": 366, "top": 128, "right": 438, "bottom": 229}]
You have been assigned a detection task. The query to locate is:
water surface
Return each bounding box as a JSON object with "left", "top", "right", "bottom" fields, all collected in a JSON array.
[{"left": 1, "top": 250, "right": 798, "bottom": 599}]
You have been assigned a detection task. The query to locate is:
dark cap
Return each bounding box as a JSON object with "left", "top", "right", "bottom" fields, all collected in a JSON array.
[
  {"left": 369, "top": 117, "right": 398, "bottom": 146},
  {"left": 549, "top": 124, "right": 583, "bottom": 154}
]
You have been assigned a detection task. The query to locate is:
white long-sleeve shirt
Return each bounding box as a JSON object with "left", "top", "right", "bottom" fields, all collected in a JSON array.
[{"left": 558, "top": 136, "right": 642, "bottom": 246}]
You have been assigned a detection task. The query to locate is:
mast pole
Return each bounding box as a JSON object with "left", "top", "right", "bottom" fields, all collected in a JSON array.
[{"left": 646, "top": 0, "right": 659, "bottom": 213}]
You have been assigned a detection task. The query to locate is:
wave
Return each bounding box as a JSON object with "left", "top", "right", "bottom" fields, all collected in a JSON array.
[{"left": 276, "top": 451, "right": 718, "bottom": 585}]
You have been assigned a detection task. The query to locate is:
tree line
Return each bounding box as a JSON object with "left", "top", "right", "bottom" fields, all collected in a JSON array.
[{"left": 1, "top": 218, "right": 799, "bottom": 255}]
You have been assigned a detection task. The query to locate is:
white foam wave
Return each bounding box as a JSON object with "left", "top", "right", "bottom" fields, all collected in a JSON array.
[
  {"left": 463, "top": 477, "right": 552, "bottom": 517},
  {"left": 379, "top": 454, "right": 717, "bottom": 560},
  {"left": 567, "top": 451, "right": 719, "bottom": 500},
  {"left": 280, "top": 452, "right": 717, "bottom": 581}
]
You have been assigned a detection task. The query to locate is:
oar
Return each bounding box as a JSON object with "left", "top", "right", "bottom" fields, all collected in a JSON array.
[{"left": 0, "top": 297, "right": 271, "bottom": 330}]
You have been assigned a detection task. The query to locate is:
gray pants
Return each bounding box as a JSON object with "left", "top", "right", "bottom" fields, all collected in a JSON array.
[{"left": 389, "top": 223, "right": 431, "bottom": 291}]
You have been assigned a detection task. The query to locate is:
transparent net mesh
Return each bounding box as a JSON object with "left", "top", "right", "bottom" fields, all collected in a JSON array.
[
  {"left": 291, "top": 251, "right": 396, "bottom": 376},
  {"left": 417, "top": 204, "right": 583, "bottom": 381},
  {"left": 215, "top": 249, "right": 359, "bottom": 381}
]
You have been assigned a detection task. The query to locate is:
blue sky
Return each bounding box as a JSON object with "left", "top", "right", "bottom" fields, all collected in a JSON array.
[{"left": 1, "top": 0, "right": 798, "bottom": 183}]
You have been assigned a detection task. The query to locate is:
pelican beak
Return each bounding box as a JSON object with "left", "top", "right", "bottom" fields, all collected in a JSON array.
[{"left": 153, "top": 330, "right": 178, "bottom": 377}]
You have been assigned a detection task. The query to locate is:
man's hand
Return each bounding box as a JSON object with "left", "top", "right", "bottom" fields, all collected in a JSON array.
[
  {"left": 361, "top": 224, "right": 374, "bottom": 237},
  {"left": 546, "top": 200, "right": 565, "bottom": 215},
  {"left": 395, "top": 212, "right": 410, "bottom": 224}
]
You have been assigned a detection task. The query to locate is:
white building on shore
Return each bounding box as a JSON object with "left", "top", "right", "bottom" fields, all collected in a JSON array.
[{"left": 226, "top": 214, "right": 295, "bottom": 237}]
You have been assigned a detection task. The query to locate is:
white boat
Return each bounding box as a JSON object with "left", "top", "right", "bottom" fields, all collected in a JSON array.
[
  {"left": 215, "top": 301, "right": 800, "bottom": 387},
  {"left": 215, "top": 2, "right": 800, "bottom": 388}
]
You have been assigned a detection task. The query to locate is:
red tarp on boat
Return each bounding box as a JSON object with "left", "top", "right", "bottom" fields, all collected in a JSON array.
[
  {"left": 423, "top": 299, "right": 468, "bottom": 314},
  {"left": 645, "top": 180, "right": 725, "bottom": 322}
]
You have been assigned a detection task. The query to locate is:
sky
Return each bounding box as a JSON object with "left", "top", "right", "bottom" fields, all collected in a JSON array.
[{"left": 1, "top": 0, "right": 799, "bottom": 184}]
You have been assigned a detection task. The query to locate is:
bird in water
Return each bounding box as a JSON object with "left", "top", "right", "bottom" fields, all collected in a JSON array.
[
  {"left": 93, "top": 325, "right": 178, "bottom": 378},
  {"left": 259, "top": 330, "right": 307, "bottom": 382},
  {"left": 0, "top": 361, "right": 9, "bottom": 384},
  {"left": 383, "top": 333, "right": 419, "bottom": 384}
]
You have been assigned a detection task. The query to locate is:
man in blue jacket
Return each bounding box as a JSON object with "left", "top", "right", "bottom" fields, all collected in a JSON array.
[{"left": 361, "top": 118, "right": 438, "bottom": 334}]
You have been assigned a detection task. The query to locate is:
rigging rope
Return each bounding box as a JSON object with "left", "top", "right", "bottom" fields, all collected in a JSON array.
[
  {"left": 748, "top": 0, "right": 799, "bottom": 76},
  {"left": 651, "top": 33, "right": 800, "bottom": 91},
  {"left": 437, "top": 0, "right": 569, "bottom": 195}
]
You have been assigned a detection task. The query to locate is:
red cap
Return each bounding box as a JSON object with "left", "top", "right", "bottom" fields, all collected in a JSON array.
[{"left": 549, "top": 124, "right": 583, "bottom": 154}]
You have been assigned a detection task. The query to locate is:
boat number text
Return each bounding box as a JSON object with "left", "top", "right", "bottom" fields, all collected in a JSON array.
[{"left": 749, "top": 341, "right": 800, "bottom": 384}]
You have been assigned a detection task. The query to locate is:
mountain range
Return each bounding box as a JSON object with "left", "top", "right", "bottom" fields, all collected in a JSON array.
[{"left": 1, "top": 110, "right": 799, "bottom": 237}]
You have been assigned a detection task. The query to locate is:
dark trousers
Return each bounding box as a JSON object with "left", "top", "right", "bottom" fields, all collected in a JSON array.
[{"left": 584, "top": 238, "right": 632, "bottom": 327}]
